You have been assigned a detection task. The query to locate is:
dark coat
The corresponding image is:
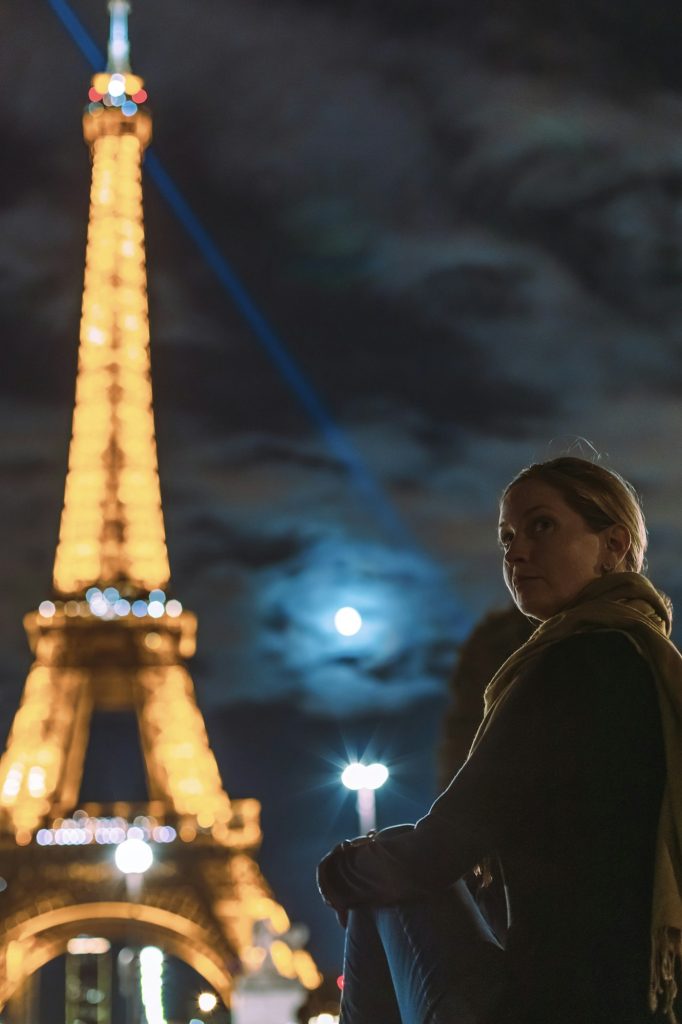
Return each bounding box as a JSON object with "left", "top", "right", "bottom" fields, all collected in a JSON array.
[{"left": 320, "top": 631, "right": 667, "bottom": 1023}]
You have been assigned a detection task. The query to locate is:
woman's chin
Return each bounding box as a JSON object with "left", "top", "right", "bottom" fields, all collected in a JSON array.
[{"left": 514, "top": 595, "right": 551, "bottom": 621}]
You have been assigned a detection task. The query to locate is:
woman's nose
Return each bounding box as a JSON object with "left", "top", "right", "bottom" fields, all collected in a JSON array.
[{"left": 505, "top": 535, "right": 528, "bottom": 564}]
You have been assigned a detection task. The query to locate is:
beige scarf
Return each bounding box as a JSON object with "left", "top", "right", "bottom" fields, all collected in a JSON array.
[{"left": 468, "top": 572, "right": 682, "bottom": 1021}]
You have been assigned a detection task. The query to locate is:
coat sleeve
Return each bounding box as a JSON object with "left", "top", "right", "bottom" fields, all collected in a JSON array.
[{"left": 317, "top": 630, "right": 657, "bottom": 911}]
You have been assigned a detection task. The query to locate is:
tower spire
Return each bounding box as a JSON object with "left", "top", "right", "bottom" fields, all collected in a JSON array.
[
  {"left": 107, "top": 0, "right": 131, "bottom": 72},
  {"left": 53, "top": 7, "right": 168, "bottom": 597}
]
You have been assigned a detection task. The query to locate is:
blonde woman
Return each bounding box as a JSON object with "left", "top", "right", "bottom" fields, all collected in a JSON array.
[{"left": 318, "top": 457, "right": 682, "bottom": 1024}]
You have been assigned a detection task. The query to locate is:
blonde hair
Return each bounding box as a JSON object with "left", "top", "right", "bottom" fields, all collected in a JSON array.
[{"left": 502, "top": 457, "right": 648, "bottom": 573}]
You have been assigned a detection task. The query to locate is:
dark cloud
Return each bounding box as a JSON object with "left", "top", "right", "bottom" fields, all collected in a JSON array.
[{"left": 180, "top": 516, "right": 305, "bottom": 572}]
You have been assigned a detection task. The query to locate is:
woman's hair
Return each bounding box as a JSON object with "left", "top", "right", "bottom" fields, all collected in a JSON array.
[{"left": 502, "top": 456, "right": 648, "bottom": 573}]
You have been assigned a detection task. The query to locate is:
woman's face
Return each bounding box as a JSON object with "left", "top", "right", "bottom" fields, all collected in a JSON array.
[{"left": 498, "top": 479, "right": 613, "bottom": 621}]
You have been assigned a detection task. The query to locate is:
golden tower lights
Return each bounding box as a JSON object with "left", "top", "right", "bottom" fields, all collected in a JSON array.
[
  {"left": 53, "top": 0, "right": 168, "bottom": 596},
  {"left": 0, "top": 5, "right": 320, "bottom": 1014}
]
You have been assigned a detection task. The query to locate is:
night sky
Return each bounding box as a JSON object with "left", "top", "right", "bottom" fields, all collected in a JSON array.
[{"left": 3, "top": 0, "right": 682, "bottom": 989}]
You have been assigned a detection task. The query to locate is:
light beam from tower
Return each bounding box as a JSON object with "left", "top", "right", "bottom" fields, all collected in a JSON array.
[{"left": 44, "top": 0, "right": 414, "bottom": 552}]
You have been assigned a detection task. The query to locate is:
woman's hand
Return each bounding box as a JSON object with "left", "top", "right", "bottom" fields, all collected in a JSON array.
[{"left": 317, "top": 826, "right": 418, "bottom": 927}]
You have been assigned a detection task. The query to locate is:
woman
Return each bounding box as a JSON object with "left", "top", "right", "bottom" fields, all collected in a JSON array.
[{"left": 317, "top": 457, "right": 682, "bottom": 1024}]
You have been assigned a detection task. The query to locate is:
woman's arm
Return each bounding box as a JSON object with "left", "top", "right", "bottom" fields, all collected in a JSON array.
[{"left": 318, "top": 631, "right": 658, "bottom": 914}]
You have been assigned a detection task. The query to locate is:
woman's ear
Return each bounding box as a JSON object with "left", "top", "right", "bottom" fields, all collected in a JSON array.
[{"left": 605, "top": 524, "right": 631, "bottom": 567}]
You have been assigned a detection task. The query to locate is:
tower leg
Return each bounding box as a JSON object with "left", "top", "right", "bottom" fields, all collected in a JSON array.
[{"left": 5, "top": 973, "right": 39, "bottom": 1024}]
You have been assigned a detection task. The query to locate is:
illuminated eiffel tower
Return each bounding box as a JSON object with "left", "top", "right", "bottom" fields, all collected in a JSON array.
[{"left": 0, "top": 4, "right": 319, "bottom": 1019}]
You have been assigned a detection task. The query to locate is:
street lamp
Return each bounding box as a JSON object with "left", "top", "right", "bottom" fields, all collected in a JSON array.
[
  {"left": 341, "top": 762, "right": 389, "bottom": 834},
  {"left": 198, "top": 991, "right": 218, "bottom": 1013},
  {"left": 115, "top": 836, "right": 153, "bottom": 901},
  {"left": 115, "top": 837, "right": 154, "bottom": 874}
]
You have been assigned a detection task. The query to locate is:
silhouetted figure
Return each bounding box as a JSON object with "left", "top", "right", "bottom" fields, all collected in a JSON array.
[{"left": 318, "top": 457, "right": 682, "bottom": 1024}]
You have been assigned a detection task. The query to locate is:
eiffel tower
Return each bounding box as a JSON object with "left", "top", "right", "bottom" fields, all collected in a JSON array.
[{"left": 0, "top": 3, "right": 319, "bottom": 1018}]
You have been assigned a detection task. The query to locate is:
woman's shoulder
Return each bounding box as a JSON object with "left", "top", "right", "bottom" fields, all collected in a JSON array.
[
  {"left": 543, "top": 628, "right": 649, "bottom": 666},
  {"left": 524, "top": 628, "right": 657, "bottom": 710}
]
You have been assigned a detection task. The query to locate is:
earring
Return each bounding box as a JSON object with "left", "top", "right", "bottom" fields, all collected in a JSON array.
[{"left": 601, "top": 562, "right": 614, "bottom": 574}]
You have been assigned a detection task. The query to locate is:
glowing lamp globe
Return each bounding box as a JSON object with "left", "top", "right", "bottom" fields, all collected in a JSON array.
[
  {"left": 114, "top": 837, "right": 153, "bottom": 874},
  {"left": 364, "top": 763, "right": 389, "bottom": 790},
  {"left": 198, "top": 991, "right": 218, "bottom": 1012},
  {"left": 334, "top": 606, "right": 362, "bottom": 637},
  {"left": 341, "top": 762, "right": 366, "bottom": 791},
  {"left": 341, "top": 762, "right": 389, "bottom": 791}
]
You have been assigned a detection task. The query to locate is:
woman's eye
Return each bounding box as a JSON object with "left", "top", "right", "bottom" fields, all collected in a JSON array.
[
  {"left": 499, "top": 532, "right": 513, "bottom": 549},
  {"left": 533, "top": 517, "right": 552, "bottom": 533}
]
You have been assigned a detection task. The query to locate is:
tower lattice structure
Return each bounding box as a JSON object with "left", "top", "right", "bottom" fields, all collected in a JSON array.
[{"left": 0, "top": 3, "right": 320, "bottom": 1011}]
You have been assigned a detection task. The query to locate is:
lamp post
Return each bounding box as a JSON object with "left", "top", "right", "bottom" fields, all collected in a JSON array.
[
  {"left": 115, "top": 839, "right": 155, "bottom": 1023},
  {"left": 115, "top": 835, "right": 153, "bottom": 901},
  {"left": 341, "top": 762, "right": 389, "bottom": 834}
]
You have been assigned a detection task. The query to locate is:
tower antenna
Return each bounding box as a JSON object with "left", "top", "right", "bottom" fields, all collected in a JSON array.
[{"left": 107, "top": 0, "right": 131, "bottom": 72}]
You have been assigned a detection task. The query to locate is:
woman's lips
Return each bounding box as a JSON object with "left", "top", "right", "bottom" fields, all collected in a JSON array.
[{"left": 514, "top": 576, "right": 541, "bottom": 588}]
